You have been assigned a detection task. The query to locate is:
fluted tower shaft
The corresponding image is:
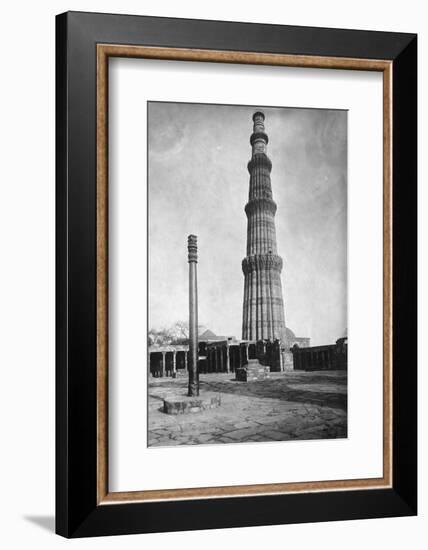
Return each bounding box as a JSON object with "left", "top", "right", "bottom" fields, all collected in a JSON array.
[{"left": 242, "top": 112, "right": 286, "bottom": 342}]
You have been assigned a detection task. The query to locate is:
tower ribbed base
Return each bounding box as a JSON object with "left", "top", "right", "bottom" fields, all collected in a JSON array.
[{"left": 242, "top": 253, "right": 286, "bottom": 342}]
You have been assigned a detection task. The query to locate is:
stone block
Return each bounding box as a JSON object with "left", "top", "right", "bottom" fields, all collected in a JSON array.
[
  {"left": 282, "top": 351, "right": 294, "bottom": 371},
  {"left": 236, "top": 359, "right": 270, "bottom": 382}
]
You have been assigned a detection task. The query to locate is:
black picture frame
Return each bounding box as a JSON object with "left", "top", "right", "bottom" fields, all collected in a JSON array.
[{"left": 56, "top": 11, "right": 417, "bottom": 538}]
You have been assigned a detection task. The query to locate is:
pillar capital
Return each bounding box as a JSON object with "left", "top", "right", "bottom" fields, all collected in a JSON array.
[{"left": 187, "top": 234, "right": 198, "bottom": 263}]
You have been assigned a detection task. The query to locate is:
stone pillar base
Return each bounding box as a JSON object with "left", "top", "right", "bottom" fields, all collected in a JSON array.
[
  {"left": 163, "top": 393, "right": 221, "bottom": 415},
  {"left": 236, "top": 359, "right": 270, "bottom": 382}
]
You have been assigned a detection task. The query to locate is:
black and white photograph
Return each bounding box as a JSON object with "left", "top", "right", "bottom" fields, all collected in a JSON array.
[{"left": 147, "top": 102, "right": 348, "bottom": 447}]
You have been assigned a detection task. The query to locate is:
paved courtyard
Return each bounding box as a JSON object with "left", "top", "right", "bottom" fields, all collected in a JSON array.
[{"left": 148, "top": 371, "right": 347, "bottom": 447}]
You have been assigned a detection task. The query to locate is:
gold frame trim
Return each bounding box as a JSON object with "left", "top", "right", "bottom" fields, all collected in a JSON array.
[{"left": 96, "top": 44, "right": 393, "bottom": 505}]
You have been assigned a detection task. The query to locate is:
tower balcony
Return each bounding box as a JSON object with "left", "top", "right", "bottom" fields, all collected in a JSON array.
[
  {"left": 242, "top": 253, "right": 283, "bottom": 274},
  {"left": 250, "top": 131, "right": 269, "bottom": 146},
  {"left": 245, "top": 197, "right": 277, "bottom": 217}
]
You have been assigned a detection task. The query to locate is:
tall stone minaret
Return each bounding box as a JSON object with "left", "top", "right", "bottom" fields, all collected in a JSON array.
[{"left": 242, "top": 111, "right": 287, "bottom": 343}]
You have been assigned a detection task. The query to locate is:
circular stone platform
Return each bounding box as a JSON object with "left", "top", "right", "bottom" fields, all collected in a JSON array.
[{"left": 163, "top": 392, "right": 221, "bottom": 415}]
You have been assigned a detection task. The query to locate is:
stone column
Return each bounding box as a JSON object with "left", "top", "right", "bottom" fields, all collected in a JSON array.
[
  {"left": 161, "top": 351, "right": 166, "bottom": 378},
  {"left": 188, "top": 235, "right": 199, "bottom": 396},
  {"left": 219, "top": 346, "right": 224, "bottom": 372},
  {"left": 226, "top": 344, "right": 230, "bottom": 373},
  {"left": 184, "top": 351, "right": 188, "bottom": 372},
  {"left": 172, "top": 351, "right": 177, "bottom": 377}
]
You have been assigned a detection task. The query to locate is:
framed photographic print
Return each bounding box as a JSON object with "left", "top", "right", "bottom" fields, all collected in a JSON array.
[{"left": 56, "top": 11, "right": 417, "bottom": 537}]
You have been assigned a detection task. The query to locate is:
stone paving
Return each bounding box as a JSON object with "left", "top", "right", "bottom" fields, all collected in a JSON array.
[{"left": 148, "top": 371, "right": 347, "bottom": 447}]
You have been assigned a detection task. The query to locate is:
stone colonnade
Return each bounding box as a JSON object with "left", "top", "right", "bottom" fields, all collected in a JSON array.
[
  {"left": 291, "top": 338, "right": 347, "bottom": 371},
  {"left": 201, "top": 339, "right": 285, "bottom": 373},
  {"left": 149, "top": 348, "right": 188, "bottom": 378},
  {"left": 149, "top": 339, "right": 290, "bottom": 378}
]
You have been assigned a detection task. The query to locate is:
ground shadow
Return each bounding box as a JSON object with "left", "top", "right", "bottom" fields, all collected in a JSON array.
[
  {"left": 148, "top": 393, "right": 165, "bottom": 401},
  {"left": 23, "top": 515, "right": 55, "bottom": 533},
  {"left": 148, "top": 373, "right": 348, "bottom": 411},
  {"left": 198, "top": 377, "right": 347, "bottom": 412}
]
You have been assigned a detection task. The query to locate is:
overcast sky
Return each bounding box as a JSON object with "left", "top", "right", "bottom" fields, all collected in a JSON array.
[{"left": 148, "top": 102, "right": 347, "bottom": 346}]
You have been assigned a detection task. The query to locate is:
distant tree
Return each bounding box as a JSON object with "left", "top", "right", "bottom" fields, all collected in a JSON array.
[
  {"left": 169, "top": 321, "right": 208, "bottom": 343},
  {"left": 169, "top": 320, "right": 189, "bottom": 342},
  {"left": 148, "top": 321, "right": 207, "bottom": 346},
  {"left": 148, "top": 327, "right": 173, "bottom": 346}
]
